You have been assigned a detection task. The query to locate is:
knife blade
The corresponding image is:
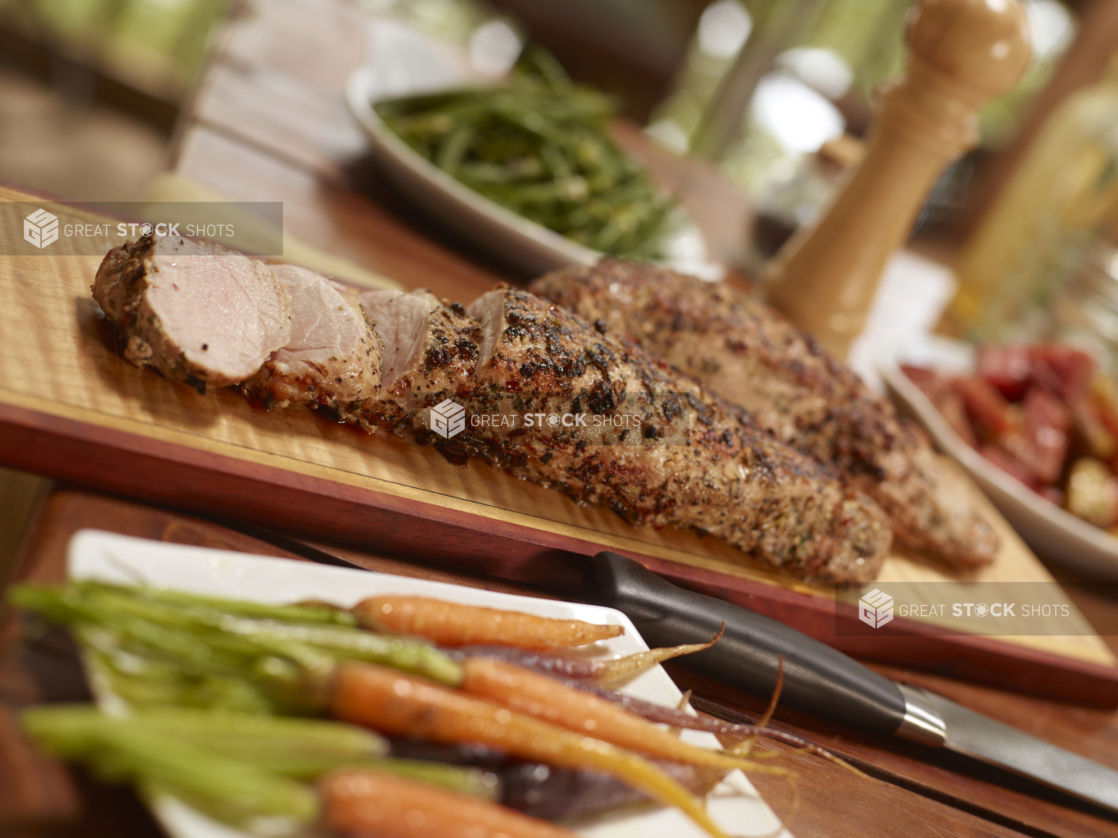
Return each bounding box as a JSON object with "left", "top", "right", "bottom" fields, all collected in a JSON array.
[{"left": 585, "top": 552, "right": 1118, "bottom": 816}]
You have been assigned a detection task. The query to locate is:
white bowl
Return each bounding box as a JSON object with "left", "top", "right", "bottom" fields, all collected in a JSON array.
[
  {"left": 343, "top": 28, "right": 718, "bottom": 279},
  {"left": 881, "top": 339, "right": 1118, "bottom": 580}
]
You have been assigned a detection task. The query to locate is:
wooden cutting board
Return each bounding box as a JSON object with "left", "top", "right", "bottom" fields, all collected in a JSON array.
[{"left": 2, "top": 187, "right": 1115, "bottom": 706}]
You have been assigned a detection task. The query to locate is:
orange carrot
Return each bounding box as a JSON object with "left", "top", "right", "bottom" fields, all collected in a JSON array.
[
  {"left": 460, "top": 656, "right": 789, "bottom": 777},
  {"left": 353, "top": 596, "right": 623, "bottom": 650},
  {"left": 331, "top": 662, "right": 730, "bottom": 838},
  {"left": 321, "top": 769, "right": 578, "bottom": 838}
]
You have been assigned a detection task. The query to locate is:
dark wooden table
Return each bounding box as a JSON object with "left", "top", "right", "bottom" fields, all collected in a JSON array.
[{"left": 3, "top": 2, "right": 1118, "bottom": 837}]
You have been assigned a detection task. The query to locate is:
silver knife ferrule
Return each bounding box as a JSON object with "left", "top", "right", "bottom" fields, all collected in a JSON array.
[{"left": 895, "top": 684, "right": 947, "bottom": 747}]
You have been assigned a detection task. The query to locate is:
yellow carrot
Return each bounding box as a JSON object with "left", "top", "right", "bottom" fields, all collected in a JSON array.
[
  {"left": 460, "top": 656, "right": 791, "bottom": 777},
  {"left": 352, "top": 596, "right": 623, "bottom": 650},
  {"left": 331, "top": 662, "right": 730, "bottom": 838},
  {"left": 589, "top": 628, "right": 722, "bottom": 685},
  {"left": 321, "top": 769, "right": 578, "bottom": 838}
]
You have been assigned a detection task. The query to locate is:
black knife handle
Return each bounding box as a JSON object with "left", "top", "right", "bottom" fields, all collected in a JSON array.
[{"left": 587, "top": 552, "right": 907, "bottom": 737}]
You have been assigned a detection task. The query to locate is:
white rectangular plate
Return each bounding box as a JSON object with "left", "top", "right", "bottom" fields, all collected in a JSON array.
[{"left": 67, "top": 529, "right": 792, "bottom": 838}]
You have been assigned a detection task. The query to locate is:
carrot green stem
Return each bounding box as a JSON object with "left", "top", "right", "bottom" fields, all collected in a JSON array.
[
  {"left": 10, "top": 583, "right": 463, "bottom": 689},
  {"left": 21, "top": 706, "right": 320, "bottom": 823},
  {"left": 108, "top": 583, "right": 358, "bottom": 627}
]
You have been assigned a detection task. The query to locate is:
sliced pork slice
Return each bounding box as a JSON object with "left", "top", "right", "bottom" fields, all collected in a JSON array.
[
  {"left": 358, "top": 289, "right": 481, "bottom": 431},
  {"left": 92, "top": 234, "right": 291, "bottom": 391},
  {"left": 530, "top": 260, "right": 999, "bottom": 570},
  {"left": 241, "top": 264, "right": 382, "bottom": 423},
  {"left": 447, "top": 287, "right": 891, "bottom": 587}
]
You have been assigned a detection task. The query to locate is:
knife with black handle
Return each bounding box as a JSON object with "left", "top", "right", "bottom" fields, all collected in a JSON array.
[{"left": 586, "top": 551, "right": 1118, "bottom": 816}]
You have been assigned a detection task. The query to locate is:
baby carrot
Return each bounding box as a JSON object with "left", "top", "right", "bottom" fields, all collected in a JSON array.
[
  {"left": 352, "top": 595, "right": 623, "bottom": 650},
  {"left": 321, "top": 769, "right": 578, "bottom": 838},
  {"left": 460, "top": 656, "right": 791, "bottom": 777},
  {"left": 331, "top": 662, "right": 731, "bottom": 838}
]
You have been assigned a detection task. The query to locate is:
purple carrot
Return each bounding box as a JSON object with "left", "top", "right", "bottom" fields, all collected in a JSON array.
[{"left": 387, "top": 737, "right": 723, "bottom": 822}]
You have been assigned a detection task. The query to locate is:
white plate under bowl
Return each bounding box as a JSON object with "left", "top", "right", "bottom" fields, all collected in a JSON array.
[
  {"left": 66, "top": 529, "right": 791, "bottom": 838},
  {"left": 880, "top": 338, "right": 1118, "bottom": 580},
  {"left": 343, "top": 28, "right": 719, "bottom": 280}
]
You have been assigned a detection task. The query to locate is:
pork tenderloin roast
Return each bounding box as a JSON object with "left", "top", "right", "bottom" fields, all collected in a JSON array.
[{"left": 89, "top": 237, "right": 926, "bottom": 586}]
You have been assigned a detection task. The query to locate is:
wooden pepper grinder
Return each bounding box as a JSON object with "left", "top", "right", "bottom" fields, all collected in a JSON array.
[{"left": 763, "top": 0, "right": 1032, "bottom": 360}]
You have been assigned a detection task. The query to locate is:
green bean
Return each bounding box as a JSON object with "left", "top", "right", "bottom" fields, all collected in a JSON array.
[
  {"left": 457, "top": 159, "right": 542, "bottom": 185},
  {"left": 436, "top": 123, "right": 474, "bottom": 175},
  {"left": 486, "top": 177, "right": 589, "bottom": 206},
  {"left": 521, "top": 44, "right": 573, "bottom": 92},
  {"left": 540, "top": 143, "right": 572, "bottom": 181},
  {"left": 372, "top": 50, "right": 678, "bottom": 258}
]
